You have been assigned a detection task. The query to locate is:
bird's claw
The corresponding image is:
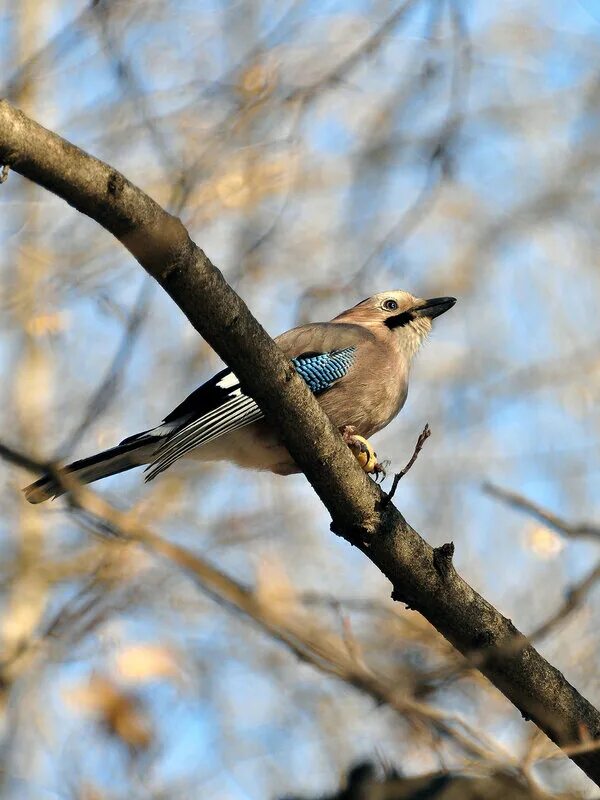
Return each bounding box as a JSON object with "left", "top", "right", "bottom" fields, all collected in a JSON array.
[
  {"left": 373, "top": 460, "right": 388, "bottom": 483},
  {"left": 340, "top": 426, "right": 385, "bottom": 477}
]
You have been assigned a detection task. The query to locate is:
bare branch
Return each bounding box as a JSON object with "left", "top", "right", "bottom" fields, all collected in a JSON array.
[
  {"left": 483, "top": 482, "right": 600, "bottom": 543},
  {"left": 383, "top": 424, "right": 432, "bottom": 507},
  {"left": 0, "top": 441, "right": 507, "bottom": 765},
  {"left": 2, "top": 100, "right": 600, "bottom": 784},
  {"left": 288, "top": 0, "right": 421, "bottom": 105},
  {"left": 529, "top": 561, "right": 600, "bottom": 643}
]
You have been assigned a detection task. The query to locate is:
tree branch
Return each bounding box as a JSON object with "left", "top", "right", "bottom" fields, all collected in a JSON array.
[
  {"left": 0, "top": 441, "right": 507, "bottom": 766},
  {"left": 483, "top": 482, "right": 600, "bottom": 543},
  {"left": 382, "top": 423, "right": 431, "bottom": 506},
  {"left": 529, "top": 560, "right": 600, "bottom": 643},
  {"left": 2, "top": 99, "right": 600, "bottom": 784}
]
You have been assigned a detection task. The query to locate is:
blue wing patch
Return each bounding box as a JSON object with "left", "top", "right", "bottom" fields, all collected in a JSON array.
[{"left": 292, "top": 347, "right": 356, "bottom": 394}]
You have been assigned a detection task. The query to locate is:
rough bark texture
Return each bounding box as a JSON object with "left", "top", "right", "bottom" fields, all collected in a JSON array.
[{"left": 1, "top": 100, "right": 599, "bottom": 783}]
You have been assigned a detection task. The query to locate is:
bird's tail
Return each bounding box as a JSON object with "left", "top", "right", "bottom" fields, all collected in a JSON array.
[{"left": 23, "top": 433, "right": 160, "bottom": 504}]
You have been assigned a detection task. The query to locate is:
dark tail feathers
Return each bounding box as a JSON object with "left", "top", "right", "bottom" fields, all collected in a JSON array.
[{"left": 23, "top": 435, "right": 159, "bottom": 504}]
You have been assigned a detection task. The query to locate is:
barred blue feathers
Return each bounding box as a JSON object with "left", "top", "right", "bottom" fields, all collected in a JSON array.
[{"left": 292, "top": 347, "right": 356, "bottom": 394}]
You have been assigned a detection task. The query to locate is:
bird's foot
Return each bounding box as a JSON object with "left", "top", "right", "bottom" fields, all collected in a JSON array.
[{"left": 340, "top": 426, "right": 385, "bottom": 479}]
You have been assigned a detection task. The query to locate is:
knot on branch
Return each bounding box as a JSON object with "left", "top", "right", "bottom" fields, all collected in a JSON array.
[
  {"left": 107, "top": 171, "right": 125, "bottom": 197},
  {"left": 283, "top": 362, "right": 297, "bottom": 384},
  {"left": 330, "top": 518, "right": 375, "bottom": 548},
  {"left": 433, "top": 541, "right": 454, "bottom": 580},
  {"left": 390, "top": 585, "right": 415, "bottom": 609},
  {"left": 472, "top": 629, "right": 495, "bottom": 649},
  {"left": 223, "top": 313, "right": 240, "bottom": 332}
]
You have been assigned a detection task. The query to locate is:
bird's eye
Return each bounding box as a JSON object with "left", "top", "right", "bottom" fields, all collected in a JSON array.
[{"left": 383, "top": 299, "right": 398, "bottom": 311}]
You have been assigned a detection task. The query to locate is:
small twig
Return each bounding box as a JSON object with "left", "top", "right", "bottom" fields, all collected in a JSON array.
[
  {"left": 483, "top": 482, "right": 600, "bottom": 542},
  {"left": 382, "top": 424, "right": 431, "bottom": 507},
  {"left": 0, "top": 442, "right": 43, "bottom": 474},
  {"left": 535, "top": 736, "right": 600, "bottom": 762},
  {"left": 529, "top": 560, "right": 600, "bottom": 642},
  {"left": 482, "top": 482, "right": 600, "bottom": 643},
  {"left": 0, "top": 164, "right": 9, "bottom": 183}
]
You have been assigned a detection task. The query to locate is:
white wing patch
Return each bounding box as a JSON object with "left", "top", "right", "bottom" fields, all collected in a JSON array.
[{"left": 216, "top": 371, "right": 240, "bottom": 390}]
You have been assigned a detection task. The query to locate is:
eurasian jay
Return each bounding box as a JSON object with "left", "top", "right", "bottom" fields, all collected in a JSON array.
[{"left": 24, "top": 290, "right": 455, "bottom": 503}]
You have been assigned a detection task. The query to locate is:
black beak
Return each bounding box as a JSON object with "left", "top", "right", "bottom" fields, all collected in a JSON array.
[{"left": 413, "top": 296, "right": 456, "bottom": 319}]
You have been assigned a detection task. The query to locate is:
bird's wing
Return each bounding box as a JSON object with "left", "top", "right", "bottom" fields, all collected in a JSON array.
[
  {"left": 144, "top": 344, "right": 359, "bottom": 481},
  {"left": 275, "top": 321, "right": 374, "bottom": 358},
  {"left": 144, "top": 367, "right": 263, "bottom": 481}
]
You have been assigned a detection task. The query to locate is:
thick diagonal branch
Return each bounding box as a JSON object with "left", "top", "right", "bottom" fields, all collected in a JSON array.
[{"left": 1, "top": 100, "right": 599, "bottom": 784}]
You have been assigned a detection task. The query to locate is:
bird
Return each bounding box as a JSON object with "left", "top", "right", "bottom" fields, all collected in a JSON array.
[{"left": 23, "top": 290, "right": 455, "bottom": 503}]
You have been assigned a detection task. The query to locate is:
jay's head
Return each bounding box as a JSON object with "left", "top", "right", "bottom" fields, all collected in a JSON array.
[{"left": 336, "top": 290, "right": 456, "bottom": 357}]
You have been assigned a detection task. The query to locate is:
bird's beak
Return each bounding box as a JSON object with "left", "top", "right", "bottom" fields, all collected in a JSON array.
[{"left": 413, "top": 296, "right": 456, "bottom": 319}]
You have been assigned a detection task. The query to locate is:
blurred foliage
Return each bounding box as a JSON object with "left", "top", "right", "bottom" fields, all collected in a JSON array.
[{"left": 0, "top": 0, "right": 599, "bottom": 798}]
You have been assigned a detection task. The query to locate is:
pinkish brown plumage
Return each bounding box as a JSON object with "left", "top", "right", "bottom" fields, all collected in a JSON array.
[{"left": 24, "top": 291, "right": 455, "bottom": 501}]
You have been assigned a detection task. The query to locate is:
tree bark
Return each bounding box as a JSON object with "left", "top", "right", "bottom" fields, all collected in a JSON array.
[{"left": 1, "top": 99, "right": 599, "bottom": 784}]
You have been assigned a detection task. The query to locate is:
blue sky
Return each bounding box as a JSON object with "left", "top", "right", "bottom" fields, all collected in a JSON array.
[{"left": 1, "top": 0, "right": 600, "bottom": 797}]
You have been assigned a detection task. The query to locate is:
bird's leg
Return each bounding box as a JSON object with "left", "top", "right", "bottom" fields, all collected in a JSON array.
[{"left": 340, "top": 426, "right": 385, "bottom": 479}]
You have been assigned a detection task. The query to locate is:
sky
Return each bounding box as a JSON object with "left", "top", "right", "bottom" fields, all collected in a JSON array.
[{"left": 1, "top": 0, "right": 600, "bottom": 798}]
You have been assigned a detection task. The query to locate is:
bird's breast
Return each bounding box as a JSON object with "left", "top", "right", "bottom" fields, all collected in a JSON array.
[{"left": 317, "top": 368, "right": 408, "bottom": 439}]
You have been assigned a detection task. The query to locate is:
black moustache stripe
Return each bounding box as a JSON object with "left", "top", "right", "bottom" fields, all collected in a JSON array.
[{"left": 384, "top": 311, "right": 413, "bottom": 329}]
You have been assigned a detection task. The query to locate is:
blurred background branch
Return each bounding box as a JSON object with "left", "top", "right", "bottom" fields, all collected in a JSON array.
[
  {"left": 484, "top": 483, "right": 600, "bottom": 543},
  {"left": 0, "top": 0, "right": 599, "bottom": 798}
]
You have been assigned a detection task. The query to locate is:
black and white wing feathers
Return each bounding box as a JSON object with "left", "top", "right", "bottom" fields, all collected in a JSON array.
[
  {"left": 144, "top": 368, "right": 263, "bottom": 481},
  {"left": 145, "top": 347, "right": 357, "bottom": 481}
]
